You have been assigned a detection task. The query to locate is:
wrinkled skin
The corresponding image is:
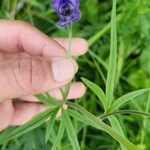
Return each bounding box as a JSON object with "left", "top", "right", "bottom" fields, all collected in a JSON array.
[{"left": 0, "top": 20, "right": 88, "bottom": 131}]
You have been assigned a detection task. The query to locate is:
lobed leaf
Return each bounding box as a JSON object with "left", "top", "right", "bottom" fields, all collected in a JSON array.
[
  {"left": 35, "top": 93, "right": 61, "bottom": 106},
  {"left": 63, "top": 109, "right": 80, "bottom": 150},
  {"left": 109, "top": 88, "right": 150, "bottom": 112},
  {"left": 105, "top": 0, "right": 117, "bottom": 109},
  {"left": 81, "top": 77, "right": 107, "bottom": 110},
  {"left": 68, "top": 109, "right": 99, "bottom": 129},
  {"left": 0, "top": 108, "right": 56, "bottom": 144},
  {"left": 51, "top": 111, "right": 66, "bottom": 150},
  {"left": 67, "top": 102, "right": 139, "bottom": 150},
  {"left": 109, "top": 116, "right": 126, "bottom": 150},
  {"left": 45, "top": 108, "right": 59, "bottom": 143}
]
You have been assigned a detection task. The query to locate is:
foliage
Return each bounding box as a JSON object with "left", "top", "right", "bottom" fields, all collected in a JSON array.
[{"left": 0, "top": 0, "right": 150, "bottom": 149}]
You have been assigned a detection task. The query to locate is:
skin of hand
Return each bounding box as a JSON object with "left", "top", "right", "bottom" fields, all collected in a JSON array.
[{"left": 0, "top": 20, "right": 88, "bottom": 131}]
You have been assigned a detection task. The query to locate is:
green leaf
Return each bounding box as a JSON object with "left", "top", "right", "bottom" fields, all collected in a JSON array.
[
  {"left": 109, "top": 88, "right": 150, "bottom": 112},
  {"left": 0, "top": 108, "right": 55, "bottom": 144},
  {"left": 51, "top": 112, "right": 65, "bottom": 150},
  {"left": 68, "top": 109, "right": 98, "bottom": 129},
  {"left": 35, "top": 94, "right": 51, "bottom": 105},
  {"left": 109, "top": 116, "right": 125, "bottom": 136},
  {"left": 89, "top": 50, "right": 108, "bottom": 70},
  {"left": 45, "top": 93, "right": 61, "bottom": 106},
  {"left": 106, "top": 0, "right": 117, "bottom": 109},
  {"left": 63, "top": 109, "right": 80, "bottom": 150},
  {"left": 60, "top": 82, "right": 71, "bottom": 101},
  {"left": 88, "top": 12, "right": 122, "bottom": 47},
  {"left": 35, "top": 93, "right": 61, "bottom": 106},
  {"left": 109, "top": 116, "right": 126, "bottom": 150},
  {"left": 68, "top": 102, "right": 139, "bottom": 150},
  {"left": 81, "top": 77, "right": 107, "bottom": 110},
  {"left": 45, "top": 108, "right": 59, "bottom": 143}
]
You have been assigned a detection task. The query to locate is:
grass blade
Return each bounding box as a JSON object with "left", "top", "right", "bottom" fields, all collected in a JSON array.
[
  {"left": 105, "top": 0, "right": 117, "bottom": 109},
  {"left": 51, "top": 112, "right": 66, "bottom": 150},
  {"left": 0, "top": 108, "right": 55, "bottom": 144},
  {"left": 109, "top": 88, "right": 150, "bottom": 112},
  {"left": 63, "top": 109, "right": 80, "bottom": 150},
  {"left": 45, "top": 108, "right": 59, "bottom": 143},
  {"left": 81, "top": 77, "right": 107, "bottom": 110},
  {"left": 89, "top": 50, "right": 108, "bottom": 70},
  {"left": 68, "top": 102, "right": 139, "bottom": 150},
  {"left": 88, "top": 14, "right": 122, "bottom": 47}
]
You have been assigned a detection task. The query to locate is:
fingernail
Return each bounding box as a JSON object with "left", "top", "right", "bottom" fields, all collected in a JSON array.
[{"left": 51, "top": 58, "right": 77, "bottom": 83}]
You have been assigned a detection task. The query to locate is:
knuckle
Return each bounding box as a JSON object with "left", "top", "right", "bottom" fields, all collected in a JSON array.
[
  {"left": 12, "top": 58, "right": 44, "bottom": 92},
  {"left": 1, "top": 57, "right": 51, "bottom": 94},
  {"left": 14, "top": 57, "right": 49, "bottom": 92}
]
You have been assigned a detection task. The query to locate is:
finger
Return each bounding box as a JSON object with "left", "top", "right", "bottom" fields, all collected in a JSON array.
[
  {"left": 0, "top": 100, "right": 14, "bottom": 131},
  {"left": 10, "top": 103, "right": 49, "bottom": 125},
  {"left": 20, "top": 82, "right": 86, "bottom": 102},
  {"left": 54, "top": 38, "right": 88, "bottom": 56},
  {"left": 3, "top": 37, "right": 89, "bottom": 59},
  {"left": 0, "top": 57, "right": 77, "bottom": 102},
  {"left": 52, "top": 82, "right": 86, "bottom": 100},
  {"left": 0, "top": 20, "right": 67, "bottom": 57}
]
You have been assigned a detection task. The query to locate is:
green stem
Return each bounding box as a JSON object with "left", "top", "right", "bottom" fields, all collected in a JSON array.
[
  {"left": 67, "top": 24, "right": 72, "bottom": 56},
  {"left": 11, "top": 0, "right": 18, "bottom": 19},
  {"left": 60, "top": 24, "right": 73, "bottom": 102},
  {"left": 100, "top": 110, "right": 150, "bottom": 120}
]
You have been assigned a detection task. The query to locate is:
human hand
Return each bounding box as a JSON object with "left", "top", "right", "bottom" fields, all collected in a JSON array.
[{"left": 0, "top": 20, "right": 88, "bottom": 131}]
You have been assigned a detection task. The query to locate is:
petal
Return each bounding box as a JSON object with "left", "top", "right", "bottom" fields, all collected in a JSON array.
[{"left": 51, "top": 0, "right": 61, "bottom": 10}]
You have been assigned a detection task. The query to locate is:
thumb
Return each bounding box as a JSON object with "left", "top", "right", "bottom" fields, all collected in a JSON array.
[{"left": 0, "top": 56, "right": 77, "bottom": 102}]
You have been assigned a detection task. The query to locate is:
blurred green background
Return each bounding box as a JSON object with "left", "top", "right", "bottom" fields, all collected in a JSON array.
[{"left": 0, "top": 0, "right": 150, "bottom": 149}]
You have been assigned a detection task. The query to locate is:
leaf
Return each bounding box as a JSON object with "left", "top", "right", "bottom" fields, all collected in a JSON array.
[
  {"left": 35, "top": 94, "right": 51, "bottom": 105},
  {"left": 45, "top": 108, "right": 59, "bottom": 143},
  {"left": 88, "top": 13, "right": 122, "bottom": 47},
  {"left": 35, "top": 93, "right": 61, "bottom": 106},
  {"left": 109, "top": 116, "right": 126, "bottom": 150},
  {"left": 68, "top": 109, "right": 98, "bottom": 129},
  {"left": 105, "top": 0, "right": 117, "bottom": 109},
  {"left": 51, "top": 112, "right": 66, "bottom": 150},
  {"left": 89, "top": 50, "right": 108, "bottom": 70},
  {"left": 81, "top": 77, "right": 107, "bottom": 110},
  {"left": 63, "top": 109, "right": 80, "bottom": 150},
  {"left": 45, "top": 93, "right": 61, "bottom": 106},
  {"left": 60, "top": 82, "right": 71, "bottom": 101},
  {"left": 109, "top": 88, "right": 150, "bottom": 112},
  {"left": 67, "top": 102, "right": 139, "bottom": 150},
  {"left": 109, "top": 116, "right": 125, "bottom": 136},
  {"left": 0, "top": 108, "right": 55, "bottom": 144}
]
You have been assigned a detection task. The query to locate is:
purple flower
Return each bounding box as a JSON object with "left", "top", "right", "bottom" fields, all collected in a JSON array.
[{"left": 51, "top": 0, "right": 81, "bottom": 28}]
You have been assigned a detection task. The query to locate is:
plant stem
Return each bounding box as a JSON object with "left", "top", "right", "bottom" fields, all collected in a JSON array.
[
  {"left": 60, "top": 24, "right": 73, "bottom": 102},
  {"left": 100, "top": 110, "right": 150, "bottom": 120},
  {"left": 67, "top": 23, "right": 72, "bottom": 57},
  {"left": 11, "top": 0, "right": 18, "bottom": 19}
]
